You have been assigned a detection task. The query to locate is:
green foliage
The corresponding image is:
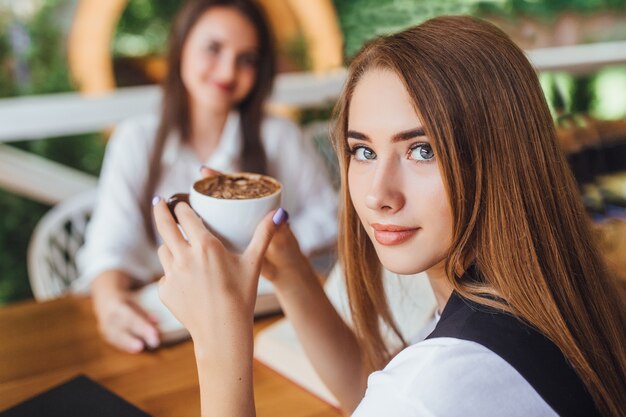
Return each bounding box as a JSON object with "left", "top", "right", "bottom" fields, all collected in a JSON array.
[
  {"left": 0, "top": 22, "right": 17, "bottom": 98},
  {"left": 0, "top": 191, "right": 48, "bottom": 303},
  {"left": 22, "top": 1, "right": 73, "bottom": 95},
  {"left": 282, "top": 32, "right": 311, "bottom": 71},
  {"left": 475, "top": 0, "right": 626, "bottom": 19},
  {"left": 333, "top": 0, "right": 626, "bottom": 119},
  {"left": 0, "top": 0, "right": 106, "bottom": 305},
  {"left": 333, "top": 0, "right": 474, "bottom": 59},
  {"left": 10, "top": 134, "right": 106, "bottom": 177},
  {"left": 334, "top": 0, "right": 626, "bottom": 59},
  {"left": 114, "top": 0, "right": 185, "bottom": 57}
]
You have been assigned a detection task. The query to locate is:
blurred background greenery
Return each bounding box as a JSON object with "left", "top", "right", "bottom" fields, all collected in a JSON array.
[{"left": 1, "top": 0, "right": 625, "bottom": 304}]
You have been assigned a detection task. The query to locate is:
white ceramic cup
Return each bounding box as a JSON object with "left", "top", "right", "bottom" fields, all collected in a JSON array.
[{"left": 168, "top": 172, "right": 282, "bottom": 253}]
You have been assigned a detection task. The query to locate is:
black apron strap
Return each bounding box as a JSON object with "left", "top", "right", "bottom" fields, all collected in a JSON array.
[{"left": 427, "top": 291, "right": 600, "bottom": 417}]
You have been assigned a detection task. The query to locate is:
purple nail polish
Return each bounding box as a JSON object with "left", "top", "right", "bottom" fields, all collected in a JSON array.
[
  {"left": 199, "top": 165, "right": 208, "bottom": 173},
  {"left": 272, "top": 207, "right": 288, "bottom": 225},
  {"left": 152, "top": 195, "right": 161, "bottom": 206}
]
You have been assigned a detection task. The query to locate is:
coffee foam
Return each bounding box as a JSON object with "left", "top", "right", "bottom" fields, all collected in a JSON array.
[{"left": 194, "top": 173, "right": 280, "bottom": 200}]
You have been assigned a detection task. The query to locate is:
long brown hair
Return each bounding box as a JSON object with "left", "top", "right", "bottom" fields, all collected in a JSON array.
[
  {"left": 333, "top": 15, "right": 626, "bottom": 416},
  {"left": 142, "top": 0, "right": 275, "bottom": 240}
]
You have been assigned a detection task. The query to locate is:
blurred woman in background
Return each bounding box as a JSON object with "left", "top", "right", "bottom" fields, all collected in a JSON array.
[{"left": 76, "top": 0, "right": 337, "bottom": 353}]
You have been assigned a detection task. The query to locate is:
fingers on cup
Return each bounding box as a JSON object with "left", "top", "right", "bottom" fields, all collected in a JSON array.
[
  {"left": 200, "top": 165, "right": 222, "bottom": 178},
  {"left": 245, "top": 209, "right": 285, "bottom": 266},
  {"left": 166, "top": 193, "right": 189, "bottom": 223},
  {"left": 153, "top": 198, "right": 187, "bottom": 251},
  {"left": 174, "top": 203, "right": 204, "bottom": 242},
  {"left": 175, "top": 202, "right": 222, "bottom": 251},
  {"left": 157, "top": 244, "right": 174, "bottom": 275}
]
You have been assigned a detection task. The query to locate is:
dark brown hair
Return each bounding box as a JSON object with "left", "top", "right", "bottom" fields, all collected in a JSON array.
[
  {"left": 333, "top": 15, "right": 626, "bottom": 416},
  {"left": 142, "top": 0, "right": 275, "bottom": 240}
]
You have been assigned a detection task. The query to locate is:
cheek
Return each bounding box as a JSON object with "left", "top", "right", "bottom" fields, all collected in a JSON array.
[
  {"left": 235, "top": 69, "right": 257, "bottom": 99},
  {"left": 406, "top": 167, "right": 452, "bottom": 234},
  {"left": 182, "top": 49, "right": 213, "bottom": 76},
  {"left": 180, "top": 57, "right": 191, "bottom": 84},
  {"left": 429, "top": 178, "right": 453, "bottom": 241},
  {"left": 181, "top": 52, "right": 201, "bottom": 86}
]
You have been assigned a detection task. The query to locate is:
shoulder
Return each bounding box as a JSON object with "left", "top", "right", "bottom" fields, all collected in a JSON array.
[
  {"left": 110, "top": 113, "right": 160, "bottom": 147},
  {"left": 376, "top": 337, "right": 513, "bottom": 389},
  {"left": 360, "top": 338, "right": 555, "bottom": 417},
  {"left": 115, "top": 113, "right": 159, "bottom": 133},
  {"left": 425, "top": 292, "right": 598, "bottom": 417}
]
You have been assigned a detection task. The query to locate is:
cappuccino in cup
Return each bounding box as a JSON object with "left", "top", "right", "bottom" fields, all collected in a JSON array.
[
  {"left": 168, "top": 172, "right": 282, "bottom": 253},
  {"left": 194, "top": 173, "right": 280, "bottom": 200}
]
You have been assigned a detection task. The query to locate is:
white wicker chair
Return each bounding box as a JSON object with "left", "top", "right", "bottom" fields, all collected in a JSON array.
[{"left": 27, "top": 189, "right": 97, "bottom": 300}]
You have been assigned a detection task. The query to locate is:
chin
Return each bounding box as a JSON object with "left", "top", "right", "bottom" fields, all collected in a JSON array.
[
  {"left": 373, "top": 245, "right": 431, "bottom": 276},
  {"left": 190, "top": 91, "right": 232, "bottom": 113}
]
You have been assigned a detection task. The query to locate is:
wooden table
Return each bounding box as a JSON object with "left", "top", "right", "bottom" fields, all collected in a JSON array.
[{"left": 0, "top": 296, "right": 342, "bottom": 417}]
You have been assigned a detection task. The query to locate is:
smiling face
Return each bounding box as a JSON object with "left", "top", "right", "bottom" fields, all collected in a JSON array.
[
  {"left": 181, "top": 6, "right": 259, "bottom": 114},
  {"left": 347, "top": 69, "right": 453, "bottom": 276}
]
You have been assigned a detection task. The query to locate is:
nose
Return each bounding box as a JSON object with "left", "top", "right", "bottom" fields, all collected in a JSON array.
[
  {"left": 365, "top": 159, "right": 405, "bottom": 213},
  {"left": 214, "top": 53, "right": 237, "bottom": 84}
]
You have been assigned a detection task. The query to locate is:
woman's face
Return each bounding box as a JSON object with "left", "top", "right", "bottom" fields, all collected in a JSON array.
[
  {"left": 347, "top": 69, "right": 453, "bottom": 276},
  {"left": 181, "top": 6, "right": 259, "bottom": 114}
]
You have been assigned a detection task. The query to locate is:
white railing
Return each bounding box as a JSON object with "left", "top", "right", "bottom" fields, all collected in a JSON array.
[
  {"left": 525, "top": 40, "right": 626, "bottom": 73},
  {"left": 0, "top": 69, "right": 348, "bottom": 143},
  {"left": 1, "top": 41, "right": 626, "bottom": 205},
  {"left": 0, "top": 69, "right": 348, "bottom": 204}
]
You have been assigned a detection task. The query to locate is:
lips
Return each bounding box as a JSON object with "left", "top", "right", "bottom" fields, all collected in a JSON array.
[
  {"left": 371, "top": 223, "right": 419, "bottom": 246},
  {"left": 212, "top": 81, "right": 234, "bottom": 92}
]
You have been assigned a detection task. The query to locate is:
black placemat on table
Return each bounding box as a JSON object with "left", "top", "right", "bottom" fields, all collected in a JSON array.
[{"left": 0, "top": 374, "right": 151, "bottom": 417}]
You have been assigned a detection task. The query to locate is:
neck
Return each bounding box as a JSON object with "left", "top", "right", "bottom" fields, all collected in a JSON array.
[
  {"left": 425, "top": 261, "right": 454, "bottom": 314},
  {"left": 188, "top": 102, "right": 231, "bottom": 158}
]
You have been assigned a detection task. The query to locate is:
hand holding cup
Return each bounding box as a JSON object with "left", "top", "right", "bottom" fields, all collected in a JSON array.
[{"left": 152, "top": 197, "right": 288, "bottom": 342}]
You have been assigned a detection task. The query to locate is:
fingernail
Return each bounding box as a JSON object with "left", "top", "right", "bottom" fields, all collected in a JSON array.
[
  {"left": 131, "top": 340, "right": 144, "bottom": 352},
  {"left": 147, "top": 334, "right": 160, "bottom": 349},
  {"left": 272, "top": 207, "right": 289, "bottom": 226},
  {"left": 199, "top": 165, "right": 208, "bottom": 173},
  {"left": 152, "top": 195, "right": 161, "bottom": 206}
]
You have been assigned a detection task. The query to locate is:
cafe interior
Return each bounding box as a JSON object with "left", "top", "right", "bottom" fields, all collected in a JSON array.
[{"left": 0, "top": 1, "right": 625, "bottom": 416}]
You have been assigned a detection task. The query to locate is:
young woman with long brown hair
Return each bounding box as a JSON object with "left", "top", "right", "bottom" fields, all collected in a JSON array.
[
  {"left": 152, "top": 15, "right": 625, "bottom": 416},
  {"left": 75, "top": 0, "right": 338, "bottom": 353}
]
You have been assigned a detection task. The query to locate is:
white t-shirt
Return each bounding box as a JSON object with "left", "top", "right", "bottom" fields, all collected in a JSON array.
[
  {"left": 352, "top": 337, "right": 557, "bottom": 417},
  {"left": 74, "top": 111, "right": 338, "bottom": 291}
]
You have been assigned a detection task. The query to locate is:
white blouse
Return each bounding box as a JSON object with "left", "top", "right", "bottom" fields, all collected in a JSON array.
[
  {"left": 74, "top": 111, "right": 338, "bottom": 291},
  {"left": 352, "top": 337, "right": 557, "bottom": 417}
]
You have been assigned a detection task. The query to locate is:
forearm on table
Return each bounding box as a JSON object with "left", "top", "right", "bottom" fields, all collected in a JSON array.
[
  {"left": 274, "top": 265, "right": 367, "bottom": 412},
  {"left": 91, "top": 270, "right": 135, "bottom": 301}
]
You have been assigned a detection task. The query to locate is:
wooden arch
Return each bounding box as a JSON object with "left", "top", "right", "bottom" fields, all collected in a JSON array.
[{"left": 68, "top": 0, "right": 343, "bottom": 94}]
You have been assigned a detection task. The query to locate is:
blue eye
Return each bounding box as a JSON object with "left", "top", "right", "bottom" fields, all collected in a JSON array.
[
  {"left": 409, "top": 143, "right": 435, "bottom": 161},
  {"left": 351, "top": 146, "right": 376, "bottom": 161}
]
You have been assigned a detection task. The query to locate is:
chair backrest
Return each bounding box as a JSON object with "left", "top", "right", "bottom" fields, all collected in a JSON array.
[{"left": 27, "top": 189, "right": 97, "bottom": 300}]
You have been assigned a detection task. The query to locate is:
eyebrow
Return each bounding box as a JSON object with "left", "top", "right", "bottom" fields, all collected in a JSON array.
[
  {"left": 206, "top": 37, "right": 259, "bottom": 53},
  {"left": 346, "top": 127, "right": 426, "bottom": 143}
]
